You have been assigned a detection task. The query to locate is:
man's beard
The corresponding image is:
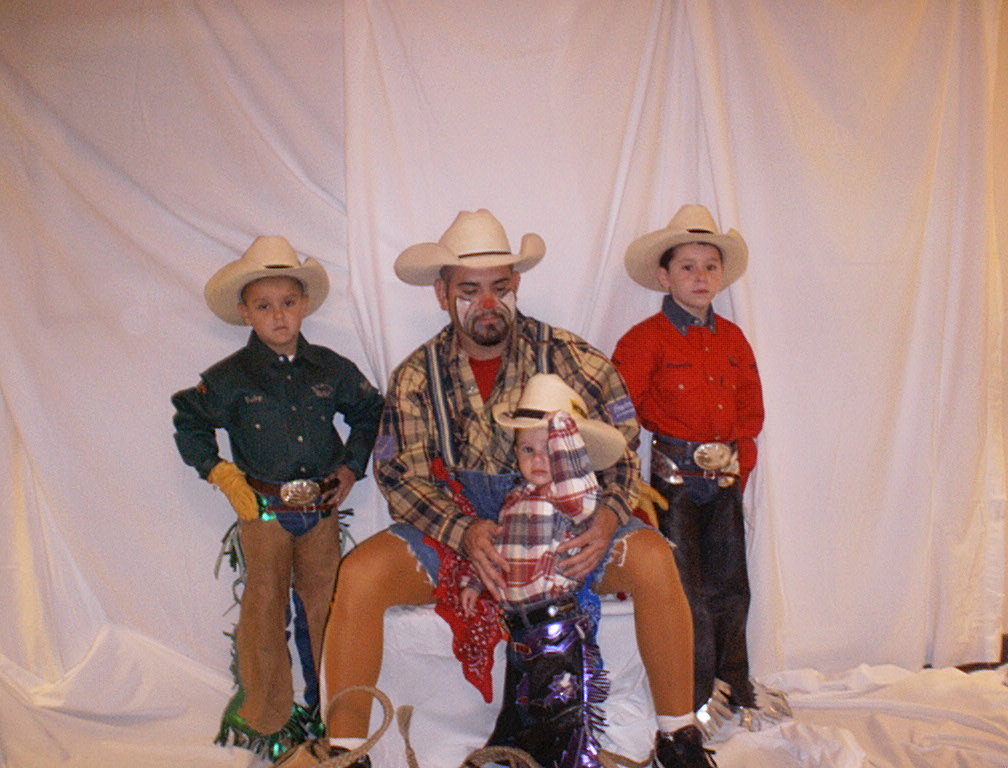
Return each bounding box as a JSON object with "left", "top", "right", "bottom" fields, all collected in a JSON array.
[
  {"left": 464, "top": 308, "right": 511, "bottom": 346},
  {"left": 455, "top": 294, "right": 515, "bottom": 347}
]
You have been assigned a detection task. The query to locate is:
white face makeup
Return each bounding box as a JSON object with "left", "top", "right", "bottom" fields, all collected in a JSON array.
[
  {"left": 454, "top": 290, "right": 516, "bottom": 347},
  {"left": 436, "top": 265, "right": 521, "bottom": 358}
]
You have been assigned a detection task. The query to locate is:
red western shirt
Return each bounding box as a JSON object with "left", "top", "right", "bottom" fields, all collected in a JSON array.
[{"left": 612, "top": 296, "right": 764, "bottom": 487}]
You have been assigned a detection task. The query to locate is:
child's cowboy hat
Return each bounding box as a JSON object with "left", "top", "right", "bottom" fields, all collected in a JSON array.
[
  {"left": 204, "top": 236, "right": 330, "bottom": 325},
  {"left": 493, "top": 373, "right": 627, "bottom": 471},
  {"left": 395, "top": 209, "right": 545, "bottom": 286},
  {"left": 624, "top": 204, "right": 748, "bottom": 292}
]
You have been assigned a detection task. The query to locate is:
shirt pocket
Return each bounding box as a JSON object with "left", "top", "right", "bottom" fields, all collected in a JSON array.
[
  {"left": 236, "top": 397, "right": 289, "bottom": 461},
  {"left": 655, "top": 361, "right": 699, "bottom": 410},
  {"left": 301, "top": 385, "right": 340, "bottom": 452}
]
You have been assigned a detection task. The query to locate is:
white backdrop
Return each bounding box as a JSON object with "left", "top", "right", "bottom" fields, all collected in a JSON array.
[{"left": 1, "top": 1, "right": 1007, "bottom": 767}]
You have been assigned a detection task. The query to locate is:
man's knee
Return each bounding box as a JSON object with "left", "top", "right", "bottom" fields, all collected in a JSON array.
[
  {"left": 603, "top": 528, "right": 680, "bottom": 594},
  {"left": 333, "top": 531, "right": 432, "bottom": 610}
]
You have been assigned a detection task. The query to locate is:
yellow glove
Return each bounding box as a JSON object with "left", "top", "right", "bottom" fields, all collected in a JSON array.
[
  {"left": 632, "top": 477, "right": 669, "bottom": 529},
  {"left": 207, "top": 461, "right": 260, "bottom": 521}
]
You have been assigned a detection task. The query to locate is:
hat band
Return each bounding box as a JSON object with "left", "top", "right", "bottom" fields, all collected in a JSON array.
[
  {"left": 512, "top": 402, "right": 588, "bottom": 420},
  {"left": 459, "top": 250, "right": 511, "bottom": 258},
  {"left": 512, "top": 408, "right": 547, "bottom": 420}
]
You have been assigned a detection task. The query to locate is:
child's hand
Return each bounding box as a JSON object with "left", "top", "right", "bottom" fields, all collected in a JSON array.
[
  {"left": 322, "top": 465, "right": 356, "bottom": 508},
  {"left": 459, "top": 587, "right": 479, "bottom": 617}
]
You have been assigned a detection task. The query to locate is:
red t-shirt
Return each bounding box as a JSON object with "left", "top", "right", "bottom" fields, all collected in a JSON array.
[{"left": 468, "top": 355, "right": 501, "bottom": 401}]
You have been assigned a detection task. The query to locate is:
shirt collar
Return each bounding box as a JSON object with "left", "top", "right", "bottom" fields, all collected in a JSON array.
[
  {"left": 246, "top": 330, "right": 313, "bottom": 365},
  {"left": 661, "top": 294, "right": 716, "bottom": 335}
]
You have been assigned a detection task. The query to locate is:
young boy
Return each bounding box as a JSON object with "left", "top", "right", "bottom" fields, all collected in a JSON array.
[
  {"left": 459, "top": 373, "right": 629, "bottom": 768},
  {"left": 613, "top": 205, "right": 787, "bottom": 736},
  {"left": 171, "top": 236, "right": 383, "bottom": 759}
]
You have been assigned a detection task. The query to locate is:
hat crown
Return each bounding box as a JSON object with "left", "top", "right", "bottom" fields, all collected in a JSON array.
[
  {"left": 511, "top": 374, "right": 588, "bottom": 421},
  {"left": 439, "top": 209, "right": 512, "bottom": 257},
  {"left": 242, "top": 235, "right": 301, "bottom": 269},
  {"left": 667, "top": 204, "right": 721, "bottom": 236}
]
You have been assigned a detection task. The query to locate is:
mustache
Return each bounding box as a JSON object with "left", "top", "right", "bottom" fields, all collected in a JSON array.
[{"left": 466, "top": 305, "right": 511, "bottom": 323}]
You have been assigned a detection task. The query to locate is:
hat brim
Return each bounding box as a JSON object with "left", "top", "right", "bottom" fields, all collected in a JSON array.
[
  {"left": 492, "top": 403, "right": 627, "bottom": 471},
  {"left": 395, "top": 233, "right": 545, "bottom": 286},
  {"left": 624, "top": 229, "right": 748, "bottom": 292},
  {"left": 204, "top": 259, "right": 330, "bottom": 325}
]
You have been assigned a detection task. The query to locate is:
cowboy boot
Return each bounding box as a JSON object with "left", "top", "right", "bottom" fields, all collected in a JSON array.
[{"left": 652, "top": 725, "right": 717, "bottom": 768}]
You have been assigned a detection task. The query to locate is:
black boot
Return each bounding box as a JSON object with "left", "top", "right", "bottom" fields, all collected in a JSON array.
[{"left": 652, "top": 725, "right": 717, "bottom": 768}]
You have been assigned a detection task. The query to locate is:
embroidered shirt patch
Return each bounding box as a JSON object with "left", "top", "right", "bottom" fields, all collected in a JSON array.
[{"left": 608, "top": 396, "right": 636, "bottom": 425}]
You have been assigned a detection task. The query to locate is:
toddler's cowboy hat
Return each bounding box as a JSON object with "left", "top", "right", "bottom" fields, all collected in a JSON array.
[
  {"left": 493, "top": 373, "right": 627, "bottom": 471},
  {"left": 395, "top": 209, "right": 545, "bottom": 286},
  {"left": 624, "top": 204, "right": 748, "bottom": 292},
  {"left": 204, "top": 236, "right": 330, "bottom": 325}
]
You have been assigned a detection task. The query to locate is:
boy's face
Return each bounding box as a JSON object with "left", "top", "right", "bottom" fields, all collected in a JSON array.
[
  {"left": 238, "top": 276, "right": 308, "bottom": 357},
  {"left": 656, "top": 242, "right": 723, "bottom": 320},
  {"left": 515, "top": 425, "right": 551, "bottom": 490},
  {"left": 435, "top": 264, "right": 519, "bottom": 359}
]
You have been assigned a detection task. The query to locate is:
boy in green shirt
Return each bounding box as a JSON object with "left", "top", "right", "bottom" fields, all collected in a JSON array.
[{"left": 172, "top": 236, "right": 383, "bottom": 759}]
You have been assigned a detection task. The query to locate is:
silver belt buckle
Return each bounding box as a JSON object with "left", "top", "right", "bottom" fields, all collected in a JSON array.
[
  {"left": 279, "top": 479, "right": 321, "bottom": 506},
  {"left": 693, "top": 442, "right": 732, "bottom": 472}
]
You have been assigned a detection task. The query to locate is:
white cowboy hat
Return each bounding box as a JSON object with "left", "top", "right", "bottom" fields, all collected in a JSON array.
[
  {"left": 492, "top": 373, "right": 627, "bottom": 471},
  {"left": 204, "top": 236, "right": 330, "bottom": 325},
  {"left": 395, "top": 209, "right": 545, "bottom": 286},
  {"left": 624, "top": 204, "right": 748, "bottom": 292}
]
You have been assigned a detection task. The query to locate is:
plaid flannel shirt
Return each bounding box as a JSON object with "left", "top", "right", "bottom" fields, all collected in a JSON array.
[{"left": 373, "top": 312, "right": 640, "bottom": 553}]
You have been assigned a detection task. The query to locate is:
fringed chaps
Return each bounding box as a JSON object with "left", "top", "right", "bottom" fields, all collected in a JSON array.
[{"left": 486, "top": 608, "right": 609, "bottom": 768}]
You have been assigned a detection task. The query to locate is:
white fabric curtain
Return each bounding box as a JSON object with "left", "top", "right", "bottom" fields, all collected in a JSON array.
[{"left": 1, "top": 1, "right": 1006, "bottom": 766}]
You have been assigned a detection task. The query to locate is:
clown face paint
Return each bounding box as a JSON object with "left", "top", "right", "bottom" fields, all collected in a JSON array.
[
  {"left": 454, "top": 289, "right": 516, "bottom": 347},
  {"left": 436, "top": 265, "right": 520, "bottom": 355}
]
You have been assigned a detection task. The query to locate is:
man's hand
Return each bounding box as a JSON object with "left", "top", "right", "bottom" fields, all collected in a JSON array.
[
  {"left": 207, "top": 460, "right": 259, "bottom": 521},
  {"left": 322, "top": 465, "right": 356, "bottom": 508},
  {"left": 462, "top": 519, "right": 508, "bottom": 599},
  {"left": 557, "top": 504, "right": 619, "bottom": 579}
]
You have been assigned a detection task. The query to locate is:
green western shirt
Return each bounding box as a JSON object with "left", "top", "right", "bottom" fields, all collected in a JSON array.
[{"left": 172, "top": 331, "right": 383, "bottom": 483}]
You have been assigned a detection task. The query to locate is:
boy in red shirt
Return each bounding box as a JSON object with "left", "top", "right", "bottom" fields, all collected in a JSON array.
[{"left": 613, "top": 205, "right": 787, "bottom": 737}]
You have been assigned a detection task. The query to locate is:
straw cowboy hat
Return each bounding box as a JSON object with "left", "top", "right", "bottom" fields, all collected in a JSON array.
[
  {"left": 395, "top": 209, "right": 545, "bottom": 286},
  {"left": 493, "top": 373, "right": 627, "bottom": 471},
  {"left": 624, "top": 204, "right": 748, "bottom": 292},
  {"left": 204, "top": 236, "right": 330, "bottom": 325}
]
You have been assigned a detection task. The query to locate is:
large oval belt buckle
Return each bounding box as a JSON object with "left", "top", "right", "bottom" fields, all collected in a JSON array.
[
  {"left": 693, "top": 442, "right": 732, "bottom": 472},
  {"left": 280, "top": 479, "right": 321, "bottom": 506}
]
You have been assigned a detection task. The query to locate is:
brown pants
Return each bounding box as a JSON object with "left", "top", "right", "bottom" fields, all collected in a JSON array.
[
  {"left": 320, "top": 525, "right": 694, "bottom": 737},
  {"left": 236, "top": 514, "right": 341, "bottom": 734}
]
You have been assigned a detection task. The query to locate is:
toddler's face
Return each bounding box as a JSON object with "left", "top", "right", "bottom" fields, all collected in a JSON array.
[
  {"left": 515, "top": 425, "right": 551, "bottom": 489},
  {"left": 656, "top": 241, "right": 723, "bottom": 320}
]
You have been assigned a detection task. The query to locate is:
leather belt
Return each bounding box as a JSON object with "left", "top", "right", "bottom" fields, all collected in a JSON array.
[
  {"left": 652, "top": 435, "right": 735, "bottom": 472},
  {"left": 246, "top": 475, "right": 339, "bottom": 505}
]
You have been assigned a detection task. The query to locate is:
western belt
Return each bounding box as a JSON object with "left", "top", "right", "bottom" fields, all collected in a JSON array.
[{"left": 246, "top": 475, "right": 340, "bottom": 505}]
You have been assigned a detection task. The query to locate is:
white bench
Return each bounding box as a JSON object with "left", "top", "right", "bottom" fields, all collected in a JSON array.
[{"left": 367, "top": 597, "right": 656, "bottom": 768}]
